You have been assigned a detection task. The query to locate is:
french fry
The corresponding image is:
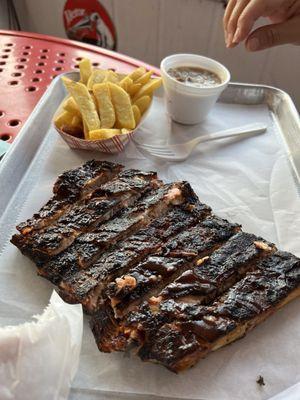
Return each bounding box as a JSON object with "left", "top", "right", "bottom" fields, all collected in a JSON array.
[
  {"left": 93, "top": 83, "right": 116, "bottom": 129},
  {"left": 71, "top": 115, "right": 83, "bottom": 128},
  {"left": 63, "top": 97, "right": 81, "bottom": 117},
  {"left": 90, "top": 92, "right": 98, "bottom": 109},
  {"left": 119, "top": 76, "right": 133, "bottom": 92},
  {"left": 104, "top": 70, "right": 120, "bottom": 83},
  {"left": 127, "top": 83, "right": 142, "bottom": 96},
  {"left": 87, "top": 69, "right": 108, "bottom": 90},
  {"left": 54, "top": 111, "right": 74, "bottom": 129},
  {"left": 83, "top": 120, "right": 89, "bottom": 139},
  {"left": 61, "top": 125, "right": 83, "bottom": 138},
  {"left": 116, "top": 73, "right": 126, "bottom": 81},
  {"left": 132, "top": 105, "right": 141, "bottom": 126},
  {"left": 89, "top": 128, "right": 121, "bottom": 140},
  {"left": 56, "top": 59, "right": 161, "bottom": 144},
  {"left": 134, "top": 95, "right": 152, "bottom": 114},
  {"left": 113, "top": 120, "right": 123, "bottom": 129},
  {"left": 129, "top": 67, "right": 146, "bottom": 81},
  {"left": 62, "top": 77, "right": 100, "bottom": 137},
  {"left": 133, "top": 78, "right": 162, "bottom": 102},
  {"left": 108, "top": 82, "right": 135, "bottom": 130},
  {"left": 135, "top": 70, "right": 153, "bottom": 85},
  {"left": 79, "top": 58, "right": 93, "bottom": 85}
]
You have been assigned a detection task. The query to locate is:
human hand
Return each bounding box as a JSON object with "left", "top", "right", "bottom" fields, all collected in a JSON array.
[{"left": 223, "top": 0, "right": 300, "bottom": 51}]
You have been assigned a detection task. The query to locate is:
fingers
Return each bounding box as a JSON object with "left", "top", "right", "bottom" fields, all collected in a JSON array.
[
  {"left": 225, "top": 0, "right": 249, "bottom": 47},
  {"left": 223, "top": 0, "right": 236, "bottom": 30},
  {"left": 223, "top": 0, "right": 237, "bottom": 45},
  {"left": 227, "top": 0, "right": 249, "bottom": 47},
  {"left": 245, "top": 15, "right": 300, "bottom": 51},
  {"left": 231, "top": 0, "right": 268, "bottom": 44},
  {"left": 223, "top": 0, "right": 289, "bottom": 47}
]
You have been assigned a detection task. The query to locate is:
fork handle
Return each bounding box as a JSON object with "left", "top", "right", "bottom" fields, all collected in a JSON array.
[{"left": 191, "top": 122, "right": 267, "bottom": 146}]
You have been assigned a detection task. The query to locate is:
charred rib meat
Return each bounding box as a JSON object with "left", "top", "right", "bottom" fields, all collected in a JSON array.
[
  {"left": 16, "top": 160, "right": 123, "bottom": 235},
  {"left": 11, "top": 168, "right": 160, "bottom": 262},
  {"left": 11, "top": 160, "right": 300, "bottom": 372},
  {"left": 134, "top": 250, "right": 300, "bottom": 372},
  {"left": 59, "top": 203, "right": 211, "bottom": 313}
]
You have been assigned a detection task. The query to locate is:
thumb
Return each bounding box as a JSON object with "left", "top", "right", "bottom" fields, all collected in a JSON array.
[{"left": 245, "top": 16, "right": 300, "bottom": 51}]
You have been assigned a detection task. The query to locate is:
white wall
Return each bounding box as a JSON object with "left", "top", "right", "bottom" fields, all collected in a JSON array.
[{"left": 10, "top": 0, "right": 300, "bottom": 108}]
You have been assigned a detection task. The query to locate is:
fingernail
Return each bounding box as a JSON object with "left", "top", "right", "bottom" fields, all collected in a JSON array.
[
  {"left": 233, "top": 27, "right": 241, "bottom": 44},
  {"left": 248, "top": 37, "right": 260, "bottom": 51}
]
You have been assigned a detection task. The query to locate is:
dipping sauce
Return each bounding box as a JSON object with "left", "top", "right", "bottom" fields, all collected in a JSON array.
[{"left": 167, "top": 66, "right": 221, "bottom": 88}]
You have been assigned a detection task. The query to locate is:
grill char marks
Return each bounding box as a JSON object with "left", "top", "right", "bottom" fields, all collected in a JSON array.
[
  {"left": 91, "top": 306, "right": 128, "bottom": 353},
  {"left": 137, "top": 250, "right": 300, "bottom": 372},
  {"left": 16, "top": 160, "right": 123, "bottom": 235},
  {"left": 135, "top": 302, "right": 239, "bottom": 372},
  {"left": 214, "top": 250, "right": 300, "bottom": 322},
  {"left": 138, "top": 322, "right": 211, "bottom": 372},
  {"left": 11, "top": 169, "right": 160, "bottom": 263},
  {"left": 69, "top": 182, "right": 194, "bottom": 268},
  {"left": 107, "top": 216, "right": 240, "bottom": 318},
  {"left": 56, "top": 169, "right": 160, "bottom": 231},
  {"left": 53, "top": 160, "right": 123, "bottom": 200},
  {"left": 91, "top": 218, "right": 240, "bottom": 352},
  {"left": 60, "top": 235, "right": 161, "bottom": 312},
  {"left": 108, "top": 257, "right": 187, "bottom": 318},
  {"left": 162, "top": 216, "right": 240, "bottom": 259},
  {"left": 10, "top": 161, "right": 300, "bottom": 373},
  {"left": 37, "top": 182, "right": 189, "bottom": 284},
  {"left": 161, "top": 232, "right": 275, "bottom": 303},
  {"left": 94, "top": 232, "right": 274, "bottom": 353},
  {"left": 59, "top": 203, "right": 211, "bottom": 313}
]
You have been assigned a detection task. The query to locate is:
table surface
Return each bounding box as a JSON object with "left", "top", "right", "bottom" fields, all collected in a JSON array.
[{"left": 0, "top": 30, "right": 159, "bottom": 145}]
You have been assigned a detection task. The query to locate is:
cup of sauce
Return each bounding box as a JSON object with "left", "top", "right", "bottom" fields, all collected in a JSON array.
[{"left": 160, "top": 54, "right": 230, "bottom": 124}]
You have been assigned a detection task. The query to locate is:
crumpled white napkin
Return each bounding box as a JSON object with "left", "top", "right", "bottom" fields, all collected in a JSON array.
[{"left": 0, "top": 291, "right": 83, "bottom": 400}]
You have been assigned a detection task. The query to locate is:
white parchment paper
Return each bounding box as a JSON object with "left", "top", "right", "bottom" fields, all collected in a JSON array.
[
  {"left": 0, "top": 291, "right": 82, "bottom": 400},
  {"left": 1, "top": 95, "right": 300, "bottom": 400}
]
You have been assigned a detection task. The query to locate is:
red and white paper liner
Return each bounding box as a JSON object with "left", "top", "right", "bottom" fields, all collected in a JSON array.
[{"left": 55, "top": 126, "right": 136, "bottom": 154}]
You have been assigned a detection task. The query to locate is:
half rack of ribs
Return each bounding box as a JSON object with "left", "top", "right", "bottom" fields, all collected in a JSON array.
[{"left": 11, "top": 160, "right": 300, "bottom": 372}]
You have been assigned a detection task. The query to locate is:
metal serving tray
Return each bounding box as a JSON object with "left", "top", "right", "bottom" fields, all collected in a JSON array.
[
  {"left": 0, "top": 73, "right": 300, "bottom": 400},
  {"left": 220, "top": 82, "right": 300, "bottom": 184}
]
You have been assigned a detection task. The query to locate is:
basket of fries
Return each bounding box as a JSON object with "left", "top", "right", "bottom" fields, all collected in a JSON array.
[{"left": 53, "top": 58, "right": 162, "bottom": 153}]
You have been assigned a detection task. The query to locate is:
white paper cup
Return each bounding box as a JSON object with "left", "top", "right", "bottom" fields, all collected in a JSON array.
[{"left": 160, "top": 54, "right": 230, "bottom": 125}]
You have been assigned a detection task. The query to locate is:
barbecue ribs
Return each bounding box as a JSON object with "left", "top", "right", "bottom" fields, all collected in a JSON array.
[{"left": 11, "top": 160, "right": 300, "bottom": 372}]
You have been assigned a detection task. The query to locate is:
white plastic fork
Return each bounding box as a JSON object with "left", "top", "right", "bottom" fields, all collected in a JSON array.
[{"left": 135, "top": 122, "right": 267, "bottom": 161}]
